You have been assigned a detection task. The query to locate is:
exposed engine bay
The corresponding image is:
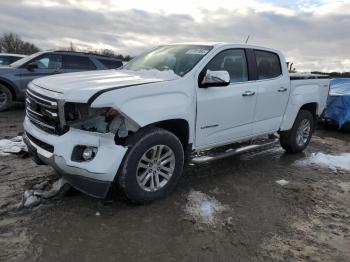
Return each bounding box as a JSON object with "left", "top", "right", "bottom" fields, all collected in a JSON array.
[{"left": 64, "top": 102, "right": 139, "bottom": 137}]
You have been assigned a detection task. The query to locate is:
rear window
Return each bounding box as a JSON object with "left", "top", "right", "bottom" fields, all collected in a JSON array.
[
  {"left": 98, "top": 59, "right": 122, "bottom": 69},
  {"left": 62, "top": 55, "right": 96, "bottom": 70},
  {"left": 254, "top": 50, "right": 282, "bottom": 80}
]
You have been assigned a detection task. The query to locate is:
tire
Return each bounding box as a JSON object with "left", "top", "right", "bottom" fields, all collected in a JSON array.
[
  {"left": 117, "top": 127, "right": 184, "bottom": 204},
  {"left": 280, "top": 110, "right": 314, "bottom": 153},
  {"left": 341, "top": 122, "right": 350, "bottom": 133},
  {"left": 0, "top": 84, "right": 13, "bottom": 112}
]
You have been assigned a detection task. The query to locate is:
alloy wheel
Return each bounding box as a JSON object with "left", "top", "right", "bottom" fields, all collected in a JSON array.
[
  {"left": 296, "top": 118, "right": 311, "bottom": 147},
  {"left": 136, "top": 145, "right": 176, "bottom": 192}
]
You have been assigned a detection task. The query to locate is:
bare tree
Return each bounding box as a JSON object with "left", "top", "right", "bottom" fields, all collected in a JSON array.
[
  {"left": 0, "top": 32, "right": 133, "bottom": 60},
  {"left": 87, "top": 48, "right": 132, "bottom": 61},
  {"left": 100, "top": 49, "right": 114, "bottom": 56},
  {"left": 0, "top": 32, "right": 40, "bottom": 55},
  {"left": 69, "top": 41, "right": 76, "bottom": 51}
]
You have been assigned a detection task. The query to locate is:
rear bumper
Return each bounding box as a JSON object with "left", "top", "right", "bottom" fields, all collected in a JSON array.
[{"left": 23, "top": 117, "right": 128, "bottom": 198}]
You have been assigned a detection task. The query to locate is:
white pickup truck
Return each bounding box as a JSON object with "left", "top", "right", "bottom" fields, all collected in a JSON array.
[{"left": 23, "top": 43, "right": 330, "bottom": 203}]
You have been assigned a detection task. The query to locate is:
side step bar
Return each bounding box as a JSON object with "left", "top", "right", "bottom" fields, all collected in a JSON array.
[{"left": 191, "top": 138, "right": 279, "bottom": 164}]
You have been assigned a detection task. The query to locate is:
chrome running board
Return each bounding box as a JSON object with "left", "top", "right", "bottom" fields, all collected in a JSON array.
[{"left": 191, "top": 138, "right": 279, "bottom": 164}]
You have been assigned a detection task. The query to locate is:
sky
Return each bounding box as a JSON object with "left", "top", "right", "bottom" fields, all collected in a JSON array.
[{"left": 0, "top": 0, "right": 349, "bottom": 71}]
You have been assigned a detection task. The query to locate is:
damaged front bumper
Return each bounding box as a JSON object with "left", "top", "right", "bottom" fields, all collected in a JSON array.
[{"left": 23, "top": 117, "right": 128, "bottom": 198}]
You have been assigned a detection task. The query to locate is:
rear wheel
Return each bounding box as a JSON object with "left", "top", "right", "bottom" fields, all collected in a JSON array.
[
  {"left": 280, "top": 110, "right": 314, "bottom": 153},
  {"left": 117, "top": 127, "right": 184, "bottom": 204},
  {"left": 0, "top": 84, "right": 13, "bottom": 112}
]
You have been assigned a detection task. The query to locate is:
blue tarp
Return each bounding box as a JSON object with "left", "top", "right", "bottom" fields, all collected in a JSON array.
[{"left": 324, "top": 78, "right": 350, "bottom": 128}]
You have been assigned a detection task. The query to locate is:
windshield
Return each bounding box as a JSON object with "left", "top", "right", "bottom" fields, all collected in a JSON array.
[
  {"left": 10, "top": 52, "right": 43, "bottom": 68},
  {"left": 123, "top": 45, "right": 213, "bottom": 77}
]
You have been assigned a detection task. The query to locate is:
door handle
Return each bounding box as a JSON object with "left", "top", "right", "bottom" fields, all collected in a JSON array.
[
  {"left": 278, "top": 87, "right": 288, "bottom": 92},
  {"left": 242, "top": 91, "right": 255, "bottom": 97}
]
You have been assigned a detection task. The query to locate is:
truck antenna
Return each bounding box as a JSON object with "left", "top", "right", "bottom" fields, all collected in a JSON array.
[{"left": 245, "top": 35, "right": 250, "bottom": 43}]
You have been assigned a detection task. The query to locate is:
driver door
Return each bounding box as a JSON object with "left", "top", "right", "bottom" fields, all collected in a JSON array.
[
  {"left": 20, "top": 54, "right": 62, "bottom": 90},
  {"left": 195, "top": 49, "right": 257, "bottom": 148}
]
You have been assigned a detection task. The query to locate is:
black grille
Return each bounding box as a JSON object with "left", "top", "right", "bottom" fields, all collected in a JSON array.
[
  {"left": 26, "top": 132, "right": 54, "bottom": 153},
  {"left": 26, "top": 88, "right": 60, "bottom": 134}
]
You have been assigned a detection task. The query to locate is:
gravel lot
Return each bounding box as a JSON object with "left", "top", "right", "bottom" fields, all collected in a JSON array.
[{"left": 1, "top": 105, "right": 350, "bottom": 262}]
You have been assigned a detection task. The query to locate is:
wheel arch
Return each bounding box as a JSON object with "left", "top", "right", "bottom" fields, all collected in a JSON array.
[
  {"left": 151, "top": 119, "right": 190, "bottom": 149},
  {"left": 115, "top": 118, "right": 191, "bottom": 148},
  {"left": 300, "top": 102, "right": 318, "bottom": 119},
  {"left": 0, "top": 78, "right": 17, "bottom": 100},
  {"left": 280, "top": 101, "right": 319, "bottom": 132}
]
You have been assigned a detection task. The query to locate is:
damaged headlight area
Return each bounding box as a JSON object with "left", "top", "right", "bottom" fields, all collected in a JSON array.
[{"left": 64, "top": 103, "right": 139, "bottom": 138}]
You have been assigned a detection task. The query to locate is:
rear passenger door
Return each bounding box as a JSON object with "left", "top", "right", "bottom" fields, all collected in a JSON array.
[
  {"left": 252, "top": 50, "right": 290, "bottom": 135},
  {"left": 61, "top": 55, "right": 97, "bottom": 73}
]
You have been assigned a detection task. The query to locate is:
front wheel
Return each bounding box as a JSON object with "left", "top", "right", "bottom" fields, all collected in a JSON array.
[
  {"left": 117, "top": 127, "right": 184, "bottom": 204},
  {"left": 280, "top": 110, "right": 314, "bottom": 153}
]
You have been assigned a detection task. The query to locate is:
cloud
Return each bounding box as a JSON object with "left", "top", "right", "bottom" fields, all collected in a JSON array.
[{"left": 0, "top": 0, "right": 349, "bottom": 71}]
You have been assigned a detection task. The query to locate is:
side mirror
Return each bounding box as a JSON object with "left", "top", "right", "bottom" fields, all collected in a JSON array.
[
  {"left": 201, "top": 70, "right": 230, "bottom": 88},
  {"left": 27, "top": 62, "right": 38, "bottom": 71}
]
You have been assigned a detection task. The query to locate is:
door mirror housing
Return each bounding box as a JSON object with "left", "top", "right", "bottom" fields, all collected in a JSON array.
[
  {"left": 27, "top": 62, "right": 38, "bottom": 71},
  {"left": 200, "top": 70, "right": 230, "bottom": 88}
]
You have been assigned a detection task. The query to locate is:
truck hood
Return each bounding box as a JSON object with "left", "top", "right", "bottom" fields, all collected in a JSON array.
[{"left": 32, "top": 69, "right": 180, "bottom": 102}]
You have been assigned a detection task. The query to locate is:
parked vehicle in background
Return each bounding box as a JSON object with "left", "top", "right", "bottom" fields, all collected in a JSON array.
[
  {"left": 23, "top": 43, "right": 330, "bottom": 203},
  {"left": 324, "top": 78, "right": 350, "bottom": 129},
  {"left": 0, "top": 53, "right": 26, "bottom": 66},
  {"left": 0, "top": 51, "right": 122, "bottom": 111}
]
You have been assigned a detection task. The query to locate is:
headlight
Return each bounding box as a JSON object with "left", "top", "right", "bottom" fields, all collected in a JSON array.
[
  {"left": 64, "top": 103, "right": 132, "bottom": 136},
  {"left": 64, "top": 102, "right": 108, "bottom": 123}
]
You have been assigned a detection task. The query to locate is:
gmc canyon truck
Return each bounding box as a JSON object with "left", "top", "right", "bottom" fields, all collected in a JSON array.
[{"left": 23, "top": 43, "right": 330, "bottom": 203}]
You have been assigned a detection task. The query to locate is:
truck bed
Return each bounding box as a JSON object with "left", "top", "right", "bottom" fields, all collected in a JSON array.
[{"left": 289, "top": 73, "right": 331, "bottom": 117}]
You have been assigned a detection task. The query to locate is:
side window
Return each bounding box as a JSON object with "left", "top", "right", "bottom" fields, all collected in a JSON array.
[
  {"left": 0, "top": 56, "right": 11, "bottom": 65},
  {"left": 206, "top": 49, "right": 248, "bottom": 83},
  {"left": 62, "top": 55, "right": 96, "bottom": 70},
  {"left": 11, "top": 57, "right": 22, "bottom": 63},
  {"left": 32, "top": 54, "right": 62, "bottom": 69},
  {"left": 254, "top": 50, "right": 282, "bottom": 80},
  {"left": 98, "top": 59, "right": 123, "bottom": 69}
]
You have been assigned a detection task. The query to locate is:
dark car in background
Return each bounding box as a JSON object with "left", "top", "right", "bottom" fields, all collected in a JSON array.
[
  {"left": 0, "top": 53, "right": 27, "bottom": 66},
  {"left": 0, "top": 51, "right": 123, "bottom": 111}
]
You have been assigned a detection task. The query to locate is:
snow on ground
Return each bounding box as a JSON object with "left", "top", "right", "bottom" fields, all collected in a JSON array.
[
  {"left": 297, "top": 153, "right": 350, "bottom": 172},
  {"left": 0, "top": 136, "right": 27, "bottom": 156},
  {"left": 184, "top": 190, "right": 227, "bottom": 226},
  {"left": 191, "top": 155, "right": 213, "bottom": 162},
  {"left": 276, "top": 179, "right": 289, "bottom": 186},
  {"left": 22, "top": 178, "right": 69, "bottom": 208}
]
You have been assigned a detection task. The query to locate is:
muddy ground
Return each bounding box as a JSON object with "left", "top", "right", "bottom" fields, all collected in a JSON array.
[{"left": 0, "top": 105, "right": 349, "bottom": 262}]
